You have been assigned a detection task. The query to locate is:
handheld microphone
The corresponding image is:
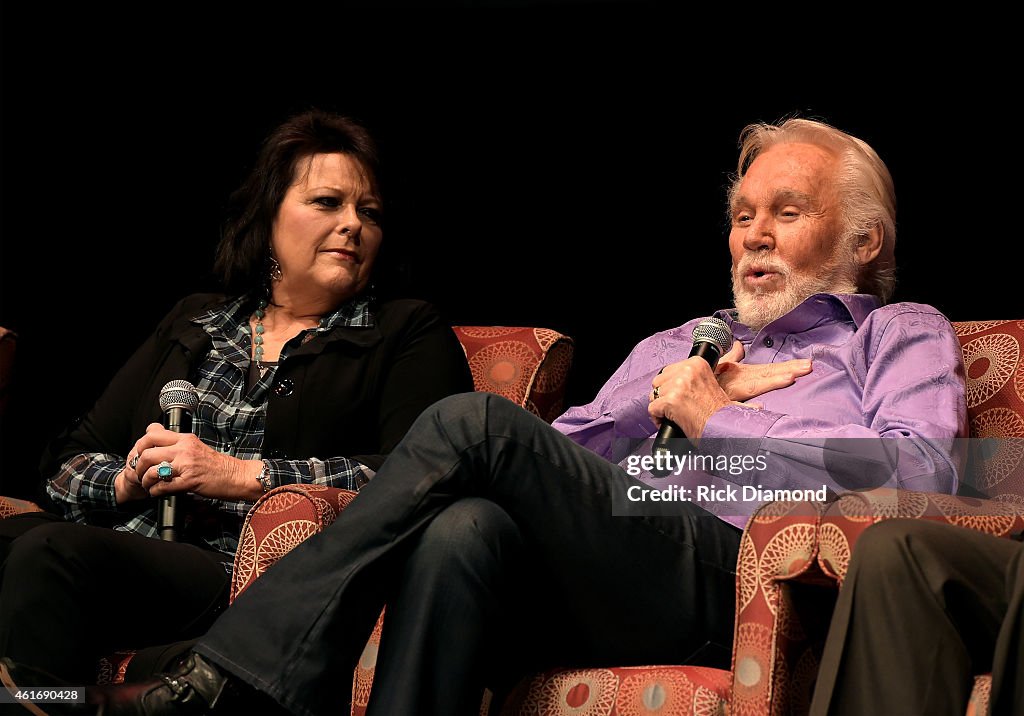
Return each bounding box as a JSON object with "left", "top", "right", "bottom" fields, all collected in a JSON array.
[
  {"left": 157, "top": 380, "right": 199, "bottom": 542},
  {"left": 651, "top": 317, "right": 733, "bottom": 459}
]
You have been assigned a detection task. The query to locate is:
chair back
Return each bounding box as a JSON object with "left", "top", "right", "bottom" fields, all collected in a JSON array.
[
  {"left": 453, "top": 326, "right": 574, "bottom": 423},
  {"left": 953, "top": 320, "right": 1024, "bottom": 503}
]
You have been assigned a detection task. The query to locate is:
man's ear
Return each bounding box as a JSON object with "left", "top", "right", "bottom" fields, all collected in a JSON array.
[{"left": 855, "top": 224, "right": 884, "bottom": 265}]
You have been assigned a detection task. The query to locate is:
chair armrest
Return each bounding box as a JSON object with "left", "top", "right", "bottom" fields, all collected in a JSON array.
[
  {"left": 818, "top": 487, "right": 1024, "bottom": 584},
  {"left": 230, "top": 484, "right": 357, "bottom": 603},
  {"left": 729, "top": 498, "right": 829, "bottom": 716},
  {"left": 0, "top": 496, "right": 44, "bottom": 519}
]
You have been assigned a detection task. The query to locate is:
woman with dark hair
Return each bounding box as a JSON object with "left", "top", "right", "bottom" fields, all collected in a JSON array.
[{"left": 0, "top": 110, "right": 472, "bottom": 687}]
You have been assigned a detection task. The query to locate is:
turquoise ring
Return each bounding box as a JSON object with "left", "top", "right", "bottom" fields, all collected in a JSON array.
[{"left": 157, "top": 461, "right": 174, "bottom": 480}]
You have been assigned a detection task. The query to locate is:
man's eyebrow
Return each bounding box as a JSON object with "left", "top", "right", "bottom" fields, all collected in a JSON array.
[
  {"left": 772, "top": 188, "right": 816, "bottom": 206},
  {"left": 731, "top": 188, "right": 817, "bottom": 213},
  {"left": 730, "top": 195, "right": 753, "bottom": 213}
]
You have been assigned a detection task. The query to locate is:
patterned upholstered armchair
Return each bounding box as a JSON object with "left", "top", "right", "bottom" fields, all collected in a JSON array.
[
  {"left": 492, "top": 320, "right": 1024, "bottom": 716},
  {"left": 225, "top": 326, "right": 574, "bottom": 715},
  {"left": 228, "top": 326, "right": 574, "bottom": 714}
]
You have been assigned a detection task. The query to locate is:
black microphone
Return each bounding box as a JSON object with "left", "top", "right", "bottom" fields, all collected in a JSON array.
[
  {"left": 157, "top": 380, "right": 199, "bottom": 542},
  {"left": 651, "top": 317, "right": 733, "bottom": 459}
]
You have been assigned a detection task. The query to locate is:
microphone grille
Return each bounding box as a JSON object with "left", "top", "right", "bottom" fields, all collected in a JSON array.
[
  {"left": 159, "top": 379, "right": 199, "bottom": 412},
  {"left": 692, "top": 317, "right": 733, "bottom": 354}
]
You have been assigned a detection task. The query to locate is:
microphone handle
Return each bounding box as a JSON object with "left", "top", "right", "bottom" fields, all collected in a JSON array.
[
  {"left": 157, "top": 496, "right": 178, "bottom": 542},
  {"left": 651, "top": 341, "right": 724, "bottom": 457},
  {"left": 163, "top": 407, "right": 193, "bottom": 434},
  {"left": 159, "top": 407, "right": 193, "bottom": 541}
]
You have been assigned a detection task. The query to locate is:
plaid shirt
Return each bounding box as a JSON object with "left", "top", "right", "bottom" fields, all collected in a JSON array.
[{"left": 47, "top": 294, "right": 374, "bottom": 559}]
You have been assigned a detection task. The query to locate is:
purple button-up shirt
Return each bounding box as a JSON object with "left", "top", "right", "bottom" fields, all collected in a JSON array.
[{"left": 553, "top": 293, "right": 968, "bottom": 528}]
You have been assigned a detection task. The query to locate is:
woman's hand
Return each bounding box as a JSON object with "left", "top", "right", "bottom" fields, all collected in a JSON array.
[
  {"left": 126, "top": 423, "right": 265, "bottom": 502},
  {"left": 113, "top": 455, "right": 149, "bottom": 504}
]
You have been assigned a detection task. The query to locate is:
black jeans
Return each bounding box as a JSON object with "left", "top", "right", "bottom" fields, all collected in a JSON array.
[
  {"left": 196, "top": 393, "right": 742, "bottom": 716},
  {"left": 0, "top": 519, "right": 231, "bottom": 684}
]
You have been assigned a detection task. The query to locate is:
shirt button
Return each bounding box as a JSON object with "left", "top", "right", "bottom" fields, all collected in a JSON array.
[
  {"left": 763, "top": 336, "right": 774, "bottom": 348},
  {"left": 273, "top": 378, "right": 295, "bottom": 397}
]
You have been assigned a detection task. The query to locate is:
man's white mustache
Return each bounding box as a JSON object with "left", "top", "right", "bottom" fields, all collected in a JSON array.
[{"left": 737, "top": 256, "right": 790, "bottom": 277}]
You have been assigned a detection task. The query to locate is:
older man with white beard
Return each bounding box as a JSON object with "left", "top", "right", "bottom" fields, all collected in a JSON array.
[{"left": 52, "top": 118, "right": 967, "bottom": 716}]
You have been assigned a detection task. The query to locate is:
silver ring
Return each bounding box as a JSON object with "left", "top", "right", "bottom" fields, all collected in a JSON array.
[
  {"left": 129, "top": 453, "right": 140, "bottom": 470},
  {"left": 157, "top": 461, "right": 174, "bottom": 481},
  {"left": 653, "top": 386, "right": 661, "bottom": 400}
]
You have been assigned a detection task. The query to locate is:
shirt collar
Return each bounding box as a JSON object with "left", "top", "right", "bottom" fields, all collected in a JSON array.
[
  {"left": 190, "top": 294, "right": 375, "bottom": 333},
  {"left": 714, "top": 293, "right": 880, "bottom": 341}
]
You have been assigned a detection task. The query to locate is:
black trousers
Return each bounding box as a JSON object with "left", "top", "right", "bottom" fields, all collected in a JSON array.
[
  {"left": 196, "top": 392, "right": 742, "bottom": 716},
  {"left": 0, "top": 517, "right": 231, "bottom": 684},
  {"left": 809, "top": 518, "right": 1024, "bottom": 716},
  {"left": 0, "top": 510, "right": 65, "bottom": 561}
]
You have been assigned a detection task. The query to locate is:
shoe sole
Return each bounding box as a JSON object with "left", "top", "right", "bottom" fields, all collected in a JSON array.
[{"left": 0, "top": 660, "right": 54, "bottom": 716}]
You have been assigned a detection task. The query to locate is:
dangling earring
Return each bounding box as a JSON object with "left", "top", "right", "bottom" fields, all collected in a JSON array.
[{"left": 268, "top": 254, "right": 283, "bottom": 283}]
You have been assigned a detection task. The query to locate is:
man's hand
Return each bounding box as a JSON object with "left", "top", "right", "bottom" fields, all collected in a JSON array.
[
  {"left": 649, "top": 357, "right": 734, "bottom": 440},
  {"left": 715, "top": 341, "right": 812, "bottom": 403},
  {"left": 649, "top": 341, "right": 812, "bottom": 439}
]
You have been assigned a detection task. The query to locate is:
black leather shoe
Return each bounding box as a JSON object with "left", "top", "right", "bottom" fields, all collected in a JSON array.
[{"left": 85, "top": 652, "right": 230, "bottom": 716}]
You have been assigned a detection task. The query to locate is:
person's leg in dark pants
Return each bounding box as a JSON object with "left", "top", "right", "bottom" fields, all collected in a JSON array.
[
  {"left": 809, "top": 518, "right": 1021, "bottom": 716},
  {"left": 0, "top": 510, "right": 65, "bottom": 565},
  {"left": 0, "top": 522, "right": 231, "bottom": 684},
  {"left": 367, "top": 497, "right": 525, "bottom": 716},
  {"left": 196, "top": 392, "right": 742, "bottom": 716},
  {"left": 991, "top": 538, "right": 1024, "bottom": 715}
]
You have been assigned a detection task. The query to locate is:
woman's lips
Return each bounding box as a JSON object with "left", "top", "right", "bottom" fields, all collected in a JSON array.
[{"left": 323, "top": 249, "right": 360, "bottom": 263}]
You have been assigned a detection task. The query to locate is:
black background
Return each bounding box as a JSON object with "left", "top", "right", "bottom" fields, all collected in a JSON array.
[{"left": 0, "top": 4, "right": 1012, "bottom": 497}]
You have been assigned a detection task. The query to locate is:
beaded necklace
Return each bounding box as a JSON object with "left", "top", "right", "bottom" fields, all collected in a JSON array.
[
  {"left": 252, "top": 298, "right": 270, "bottom": 377},
  {"left": 251, "top": 298, "right": 328, "bottom": 378}
]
